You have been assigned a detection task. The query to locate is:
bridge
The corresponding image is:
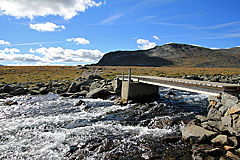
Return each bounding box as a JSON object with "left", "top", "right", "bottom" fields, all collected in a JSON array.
[{"left": 114, "top": 69, "right": 240, "bottom": 100}]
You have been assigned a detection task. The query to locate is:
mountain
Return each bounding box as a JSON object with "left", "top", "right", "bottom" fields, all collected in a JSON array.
[{"left": 96, "top": 43, "right": 240, "bottom": 68}]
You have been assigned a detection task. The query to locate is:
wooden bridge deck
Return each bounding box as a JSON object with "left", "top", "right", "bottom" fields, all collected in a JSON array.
[{"left": 117, "top": 75, "right": 240, "bottom": 96}]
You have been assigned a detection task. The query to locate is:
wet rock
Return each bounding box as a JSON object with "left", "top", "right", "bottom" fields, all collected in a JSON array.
[
  {"left": 39, "top": 87, "right": 49, "bottom": 94},
  {"left": 0, "top": 88, "right": 5, "bottom": 93},
  {"left": 3, "top": 85, "right": 13, "bottom": 92},
  {"left": 86, "top": 88, "right": 110, "bottom": 99},
  {"left": 60, "top": 93, "right": 73, "bottom": 97},
  {"left": 10, "top": 88, "right": 25, "bottom": 96},
  {"left": 3, "top": 100, "right": 18, "bottom": 106},
  {"left": 74, "top": 99, "right": 84, "bottom": 106},
  {"left": 30, "top": 90, "right": 40, "bottom": 95},
  {"left": 0, "top": 93, "right": 12, "bottom": 98},
  {"left": 182, "top": 124, "right": 218, "bottom": 143},
  {"left": 114, "top": 98, "right": 128, "bottom": 106},
  {"left": 166, "top": 91, "right": 176, "bottom": 96}
]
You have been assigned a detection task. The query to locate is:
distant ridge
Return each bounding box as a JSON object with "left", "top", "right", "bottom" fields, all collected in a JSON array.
[{"left": 96, "top": 43, "right": 240, "bottom": 68}]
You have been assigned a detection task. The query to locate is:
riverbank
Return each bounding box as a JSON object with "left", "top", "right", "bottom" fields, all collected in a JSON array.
[{"left": 1, "top": 68, "right": 240, "bottom": 159}]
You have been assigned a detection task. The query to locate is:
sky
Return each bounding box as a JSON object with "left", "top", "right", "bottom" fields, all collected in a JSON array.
[{"left": 0, "top": 0, "right": 240, "bottom": 66}]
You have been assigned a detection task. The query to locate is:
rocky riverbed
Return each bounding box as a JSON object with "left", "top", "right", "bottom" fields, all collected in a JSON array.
[{"left": 0, "top": 73, "right": 240, "bottom": 159}]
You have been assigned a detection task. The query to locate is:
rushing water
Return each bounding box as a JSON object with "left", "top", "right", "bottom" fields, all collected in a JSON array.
[{"left": 0, "top": 87, "right": 209, "bottom": 159}]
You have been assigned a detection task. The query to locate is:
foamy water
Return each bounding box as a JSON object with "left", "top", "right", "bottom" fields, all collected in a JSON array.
[{"left": 0, "top": 88, "right": 209, "bottom": 159}]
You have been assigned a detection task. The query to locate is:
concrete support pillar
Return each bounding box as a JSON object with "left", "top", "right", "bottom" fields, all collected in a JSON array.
[{"left": 121, "top": 81, "right": 159, "bottom": 101}]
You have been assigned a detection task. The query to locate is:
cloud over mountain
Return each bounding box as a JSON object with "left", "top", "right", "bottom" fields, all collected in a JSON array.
[
  {"left": 137, "top": 39, "right": 156, "bottom": 50},
  {"left": 0, "top": 47, "right": 103, "bottom": 64}
]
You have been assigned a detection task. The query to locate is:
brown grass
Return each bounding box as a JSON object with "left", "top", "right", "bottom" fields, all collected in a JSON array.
[
  {"left": 0, "top": 66, "right": 83, "bottom": 83},
  {"left": 95, "top": 66, "right": 240, "bottom": 79},
  {"left": 0, "top": 66, "right": 240, "bottom": 83}
]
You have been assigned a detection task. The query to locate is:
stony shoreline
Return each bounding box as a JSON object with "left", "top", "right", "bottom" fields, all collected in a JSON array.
[
  {"left": 182, "top": 92, "right": 240, "bottom": 159},
  {"left": 1, "top": 74, "right": 240, "bottom": 159},
  {"left": 0, "top": 74, "right": 115, "bottom": 100},
  {"left": 0, "top": 74, "right": 239, "bottom": 100}
]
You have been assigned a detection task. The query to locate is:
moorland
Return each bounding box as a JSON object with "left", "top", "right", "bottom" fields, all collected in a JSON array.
[{"left": 0, "top": 66, "right": 240, "bottom": 83}]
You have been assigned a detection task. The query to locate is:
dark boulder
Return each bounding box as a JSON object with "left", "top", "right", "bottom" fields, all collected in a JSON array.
[
  {"left": 10, "top": 88, "right": 25, "bottom": 96},
  {"left": 86, "top": 88, "right": 110, "bottom": 99}
]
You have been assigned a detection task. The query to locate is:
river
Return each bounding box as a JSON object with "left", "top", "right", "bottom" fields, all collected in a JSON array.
[{"left": 0, "top": 87, "right": 209, "bottom": 159}]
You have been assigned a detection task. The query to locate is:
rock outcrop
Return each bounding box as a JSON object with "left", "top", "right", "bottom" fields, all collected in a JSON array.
[
  {"left": 96, "top": 43, "right": 240, "bottom": 68},
  {"left": 182, "top": 92, "right": 240, "bottom": 159}
]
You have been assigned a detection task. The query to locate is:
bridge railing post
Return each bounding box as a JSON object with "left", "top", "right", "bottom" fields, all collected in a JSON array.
[{"left": 127, "top": 68, "right": 131, "bottom": 100}]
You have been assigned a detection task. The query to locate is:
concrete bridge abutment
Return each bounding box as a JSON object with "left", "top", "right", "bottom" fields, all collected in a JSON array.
[{"left": 121, "top": 81, "right": 159, "bottom": 101}]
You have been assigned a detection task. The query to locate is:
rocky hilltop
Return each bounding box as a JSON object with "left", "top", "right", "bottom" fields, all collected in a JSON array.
[{"left": 96, "top": 43, "right": 240, "bottom": 68}]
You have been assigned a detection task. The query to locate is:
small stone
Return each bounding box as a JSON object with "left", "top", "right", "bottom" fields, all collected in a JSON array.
[
  {"left": 211, "top": 135, "right": 228, "bottom": 145},
  {"left": 74, "top": 99, "right": 84, "bottom": 106},
  {"left": 228, "top": 136, "right": 238, "bottom": 147},
  {"left": 224, "top": 146, "right": 235, "bottom": 151},
  {"left": 221, "top": 115, "right": 232, "bottom": 128},
  {"left": 195, "top": 115, "right": 208, "bottom": 122},
  {"left": 226, "top": 151, "right": 240, "bottom": 160},
  {"left": 225, "top": 104, "right": 240, "bottom": 116}
]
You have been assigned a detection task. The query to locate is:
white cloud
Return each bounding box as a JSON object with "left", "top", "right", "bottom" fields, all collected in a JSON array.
[
  {"left": 31, "top": 47, "right": 103, "bottom": 63},
  {"left": 0, "top": 40, "right": 10, "bottom": 45},
  {"left": 0, "top": 48, "right": 42, "bottom": 62},
  {"left": 0, "top": 0, "right": 102, "bottom": 20},
  {"left": 67, "top": 37, "right": 90, "bottom": 45},
  {"left": 30, "top": 22, "right": 65, "bottom": 32},
  {"left": 153, "top": 36, "right": 160, "bottom": 41},
  {"left": 1, "top": 47, "right": 103, "bottom": 64},
  {"left": 137, "top": 39, "right": 156, "bottom": 50}
]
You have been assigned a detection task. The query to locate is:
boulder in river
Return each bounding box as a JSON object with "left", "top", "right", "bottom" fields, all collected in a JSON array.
[
  {"left": 182, "top": 124, "right": 218, "bottom": 143},
  {"left": 86, "top": 88, "right": 110, "bottom": 99}
]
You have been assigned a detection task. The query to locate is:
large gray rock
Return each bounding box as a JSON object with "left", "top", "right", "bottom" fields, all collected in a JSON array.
[
  {"left": 3, "top": 85, "right": 14, "bottom": 93},
  {"left": 207, "top": 107, "right": 222, "bottom": 120},
  {"left": 30, "top": 90, "right": 40, "bottom": 95},
  {"left": 77, "top": 90, "right": 89, "bottom": 97},
  {"left": 182, "top": 124, "right": 218, "bottom": 143},
  {"left": 87, "top": 75, "right": 103, "bottom": 80},
  {"left": 68, "top": 82, "right": 78, "bottom": 93},
  {"left": 89, "top": 81, "right": 102, "bottom": 91},
  {"left": 39, "top": 87, "right": 49, "bottom": 94},
  {"left": 86, "top": 88, "right": 110, "bottom": 99},
  {"left": 10, "top": 88, "right": 25, "bottom": 95}
]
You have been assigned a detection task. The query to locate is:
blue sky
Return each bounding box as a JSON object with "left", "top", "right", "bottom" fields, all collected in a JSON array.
[{"left": 0, "top": 0, "right": 240, "bottom": 66}]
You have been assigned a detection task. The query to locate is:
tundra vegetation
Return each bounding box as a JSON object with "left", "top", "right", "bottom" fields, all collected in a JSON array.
[{"left": 1, "top": 66, "right": 240, "bottom": 83}]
